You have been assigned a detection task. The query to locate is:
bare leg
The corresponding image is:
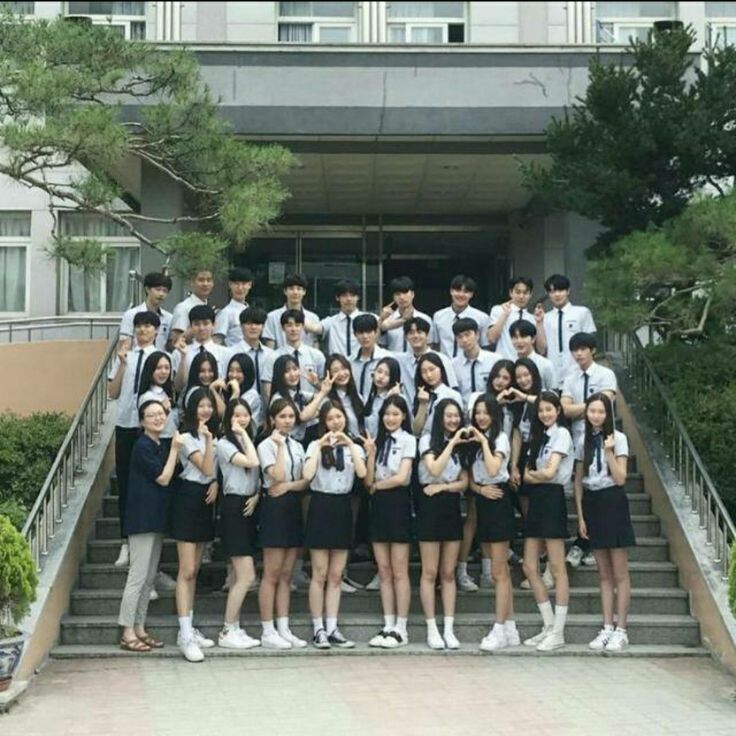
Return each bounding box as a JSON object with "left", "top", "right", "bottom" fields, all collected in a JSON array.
[
  {"left": 610, "top": 548, "right": 631, "bottom": 629},
  {"left": 439, "top": 541, "right": 460, "bottom": 618},
  {"left": 545, "top": 539, "right": 569, "bottom": 606},
  {"left": 259, "top": 547, "right": 286, "bottom": 621},
  {"left": 522, "top": 538, "right": 548, "bottom": 604},
  {"left": 419, "top": 542, "right": 440, "bottom": 619},
  {"left": 391, "top": 543, "right": 411, "bottom": 618},
  {"left": 308, "top": 549, "right": 329, "bottom": 620},
  {"left": 594, "top": 549, "right": 615, "bottom": 627},
  {"left": 373, "top": 542, "right": 395, "bottom": 617},
  {"left": 175, "top": 542, "right": 198, "bottom": 617},
  {"left": 224, "top": 556, "right": 255, "bottom": 624},
  {"left": 485, "top": 541, "right": 512, "bottom": 623},
  {"left": 325, "top": 550, "right": 349, "bottom": 619},
  {"left": 275, "top": 547, "right": 299, "bottom": 617}
]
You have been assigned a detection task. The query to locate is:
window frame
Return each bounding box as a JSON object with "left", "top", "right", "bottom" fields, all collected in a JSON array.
[
  {"left": 385, "top": 2, "right": 466, "bottom": 45},
  {"left": 64, "top": 1, "right": 146, "bottom": 41},
  {"left": 0, "top": 232, "right": 30, "bottom": 317},
  {"left": 277, "top": 2, "right": 358, "bottom": 43},
  {"left": 707, "top": 18, "right": 736, "bottom": 49},
  {"left": 594, "top": 2, "right": 678, "bottom": 44}
]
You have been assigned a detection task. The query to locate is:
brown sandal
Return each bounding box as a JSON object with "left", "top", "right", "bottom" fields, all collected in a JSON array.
[
  {"left": 120, "top": 637, "right": 152, "bottom": 652},
  {"left": 138, "top": 634, "right": 164, "bottom": 649}
]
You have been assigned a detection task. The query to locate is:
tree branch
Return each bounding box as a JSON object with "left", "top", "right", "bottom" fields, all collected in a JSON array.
[{"left": 130, "top": 148, "right": 219, "bottom": 196}]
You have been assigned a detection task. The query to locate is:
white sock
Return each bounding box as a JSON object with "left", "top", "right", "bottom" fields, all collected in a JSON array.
[
  {"left": 262, "top": 620, "right": 276, "bottom": 636},
  {"left": 395, "top": 616, "right": 408, "bottom": 636},
  {"left": 325, "top": 617, "right": 337, "bottom": 635},
  {"left": 443, "top": 616, "right": 455, "bottom": 637},
  {"left": 384, "top": 614, "right": 396, "bottom": 630},
  {"left": 603, "top": 623, "right": 614, "bottom": 632},
  {"left": 481, "top": 558, "right": 492, "bottom": 577},
  {"left": 615, "top": 626, "right": 627, "bottom": 634},
  {"left": 276, "top": 616, "right": 290, "bottom": 637},
  {"left": 457, "top": 561, "right": 468, "bottom": 576},
  {"left": 538, "top": 600, "right": 554, "bottom": 628},
  {"left": 426, "top": 618, "right": 440, "bottom": 638},
  {"left": 223, "top": 621, "right": 239, "bottom": 633},
  {"left": 553, "top": 605, "right": 568, "bottom": 634},
  {"left": 178, "top": 615, "right": 193, "bottom": 641},
  {"left": 312, "top": 617, "right": 324, "bottom": 635},
  {"left": 189, "top": 610, "right": 196, "bottom": 629}
]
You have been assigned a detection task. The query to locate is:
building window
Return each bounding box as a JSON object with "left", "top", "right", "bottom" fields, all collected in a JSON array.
[
  {"left": 2, "top": 2, "right": 35, "bottom": 13},
  {"left": 0, "top": 211, "right": 30, "bottom": 313},
  {"left": 707, "top": 2, "right": 736, "bottom": 48},
  {"left": 66, "top": 2, "right": 146, "bottom": 40},
  {"left": 278, "top": 2, "right": 357, "bottom": 43},
  {"left": 595, "top": 1, "right": 676, "bottom": 43},
  {"left": 60, "top": 212, "right": 140, "bottom": 313},
  {"left": 386, "top": 1, "right": 466, "bottom": 44}
]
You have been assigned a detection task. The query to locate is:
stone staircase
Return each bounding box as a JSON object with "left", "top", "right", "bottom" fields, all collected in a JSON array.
[{"left": 51, "top": 455, "right": 709, "bottom": 659}]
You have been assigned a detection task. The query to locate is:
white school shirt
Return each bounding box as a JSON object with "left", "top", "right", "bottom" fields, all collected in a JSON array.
[
  {"left": 562, "top": 361, "right": 618, "bottom": 442},
  {"left": 399, "top": 349, "right": 459, "bottom": 406},
  {"left": 119, "top": 302, "right": 172, "bottom": 351},
  {"left": 110, "top": 343, "right": 157, "bottom": 428},
  {"left": 216, "top": 437, "right": 259, "bottom": 496},
  {"left": 170, "top": 294, "right": 207, "bottom": 334},
  {"left": 350, "top": 345, "right": 396, "bottom": 401},
  {"left": 320, "top": 309, "right": 365, "bottom": 357},
  {"left": 542, "top": 302, "right": 597, "bottom": 386},
  {"left": 263, "top": 343, "right": 325, "bottom": 394},
  {"left": 452, "top": 349, "right": 501, "bottom": 405},
  {"left": 263, "top": 305, "right": 321, "bottom": 349},
  {"left": 466, "top": 392, "right": 514, "bottom": 438},
  {"left": 333, "top": 388, "right": 362, "bottom": 437},
  {"left": 179, "top": 432, "right": 217, "bottom": 484},
  {"left": 137, "top": 387, "right": 178, "bottom": 438},
  {"left": 524, "top": 350, "right": 558, "bottom": 392},
  {"left": 257, "top": 435, "right": 306, "bottom": 489},
  {"left": 471, "top": 431, "right": 511, "bottom": 485},
  {"left": 228, "top": 340, "right": 275, "bottom": 391},
  {"left": 239, "top": 388, "right": 263, "bottom": 428},
  {"left": 172, "top": 340, "right": 230, "bottom": 384},
  {"left": 381, "top": 308, "right": 437, "bottom": 352},
  {"left": 415, "top": 383, "right": 464, "bottom": 437},
  {"left": 306, "top": 439, "right": 365, "bottom": 494},
  {"left": 514, "top": 401, "right": 534, "bottom": 443},
  {"left": 270, "top": 389, "right": 316, "bottom": 442},
  {"left": 574, "top": 430, "right": 629, "bottom": 491},
  {"left": 489, "top": 304, "right": 535, "bottom": 360},
  {"left": 534, "top": 424, "right": 574, "bottom": 486},
  {"left": 417, "top": 434, "right": 464, "bottom": 486},
  {"left": 432, "top": 305, "right": 491, "bottom": 357},
  {"left": 213, "top": 299, "right": 249, "bottom": 347},
  {"left": 374, "top": 429, "right": 417, "bottom": 483}
]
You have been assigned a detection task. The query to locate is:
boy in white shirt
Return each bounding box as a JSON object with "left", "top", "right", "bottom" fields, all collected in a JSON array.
[
  {"left": 305, "top": 278, "right": 364, "bottom": 356},
  {"left": 228, "top": 306, "right": 275, "bottom": 402},
  {"left": 118, "top": 271, "right": 173, "bottom": 352},
  {"left": 214, "top": 267, "right": 254, "bottom": 347},
  {"left": 172, "top": 305, "right": 230, "bottom": 391},
  {"left": 509, "top": 321, "right": 558, "bottom": 391},
  {"left": 432, "top": 274, "right": 491, "bottom": 357},
  {"left": 263, "top": 272, "right": 321, "bottom": 349},
  {"left": 378, "top": 276, "right": 435, "bottom": 353},
  {"left": 168, "top": 269, "right": 215, "bottom": 349},
  {"left": 488, "top": 276, "right": 537, "bottom": 360},
  {"left": 452, "top": 317, "right": 501, "bottom": 408},
  {"left": 350, "top": 313, "right": 395, "bottom": 401}
]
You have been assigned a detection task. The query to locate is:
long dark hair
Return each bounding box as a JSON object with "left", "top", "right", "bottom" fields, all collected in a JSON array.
[
  {"left": 182, "top": 386, "right": 219, "bottom": 438},
  {"left": 316, "top": 399, "right": 350, "bottom": 469},
  {"left": 364, "top": 356, "right": 401, "bottom": 418},
  {"left": 486, "top": 359, "right": 516, "bottom": 397},
  {"left": 470, "top": 392, "right": 503, "bottom": 453},
  {"left": 583, "top": 392, "right": 617, "bottom": 470},
  {"left": 223, "top": 397, "right": 255, "bottom": 453},
  {"left": 186, "top": 350, "right": 219, "bottom": 393},
  {"left": 376, "top": 395, "right": 412, "bottom": 459},
  {"left": 269, "top": 354, "right": 305, "bottom": 418},
  {"left": 528, "top": 390, "right": 563, "bottom": 470},
  {"left": 137, "top": 351, "right": 173, "bottom": 401},
  {"left": 428, "top": 397, "right": 464, "bottom": 457},
  {"left": 513, "top": 357, "right": 542, "bottom": 429},
  {"left": 225, "top": 353, "right": 256, "bottom": 400},
  {"left": 326, "top": 353, "right": 365, "bottom": 431},
  {"left": 413, "top": 353, "right": 449, "bottom": 414}
]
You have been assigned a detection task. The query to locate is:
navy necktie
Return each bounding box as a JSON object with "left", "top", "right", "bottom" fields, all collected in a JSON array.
[
  {"left": 379, "top": 435, "right": 395, "bottom": 466},
  {"left": 285, "top": 439, "right": 296, "bottom": 481},
  {"left": 593, "top": 433, "right": 603, "bottom": 473},
  {"left": 557, "top": 310, "right": 564, "bottom": 352},
  {"left": 452, "top": 314, "right": 459, "bottom": 357},
  {"left": 335, "top": 445, "right": 345, "bottom": 472},
  {"left": 293, "top": 349, "right": 300, "bottom": 366},
  {"left": 133, "top": 350, "right": 144, "bottom": 394},
  {"left": 470, "top": 359, "right": 478, "bottom": 392},
  {"left": 583, "top": 371, "right": 589, "bottom": 401},
  {"left": 345, "top": 315, "right": 352, "bottom": 355},
  {"left": 253, "top": 348, "right": 260, "bottom": 389}
]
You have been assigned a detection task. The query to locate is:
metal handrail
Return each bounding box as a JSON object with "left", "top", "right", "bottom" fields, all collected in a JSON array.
[
  {"left": 606, "top": 330, "right": 736, "bottom": 579},
  {"left": 0, "top": 316, "right": 120, "bottom": 342},
  {"left": 20, "top": 332, "right": 119, "bottom": 571}
]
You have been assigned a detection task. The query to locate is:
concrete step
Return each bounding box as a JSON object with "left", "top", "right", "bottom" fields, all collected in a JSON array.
[
  {"left": 58, "top": 612, "right": 701, "bottom": 647},
  {"left": 77, "top": 560, "right": 681, "bottom": 590},
  {"left": 86, "top": 535, "right": 670, "bottom": 565},
  {"left": 69, "top": 586, "right": 691, "bottom": 617},
  {"left": 51, "top": 643, "right": 708, "bottom": 661}
]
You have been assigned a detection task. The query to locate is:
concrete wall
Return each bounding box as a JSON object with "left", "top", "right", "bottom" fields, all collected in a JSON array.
[{"left": 0, "top": 341, "right": 108, "bottom": 415}]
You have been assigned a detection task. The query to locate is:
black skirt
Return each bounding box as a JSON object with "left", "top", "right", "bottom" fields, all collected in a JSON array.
[
  {"left": 370, "top": 487, "right": 412, "bottom": 544},
  {"left": 219, "top": 493, "right": 258, "bottom": 557},
  {"left": 259, "top": 491, "right": 304, "bottom": 549},
  {"left": 517, "top": 442, "right": 532, "bottom": 497},
  {"left": 583, "top": 485, "right": 636, "bottom": 550},
  {"left": 415, "top": 487, "right": 463, "bottom": 542},
  {"left": 476, "top": 483, "right": 516, "bottom": 543},
  {"left": 305, "top": 490, "right": 353, "bottom": 550},
  {"left": 525, "top": 483, "right": 568, "bottom": 539},
  {"left": 171, "top": 479, "right": 215, "bottom": 543}
]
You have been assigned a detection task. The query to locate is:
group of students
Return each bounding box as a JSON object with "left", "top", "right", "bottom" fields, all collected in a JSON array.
[{"left": 112, "top": 266, "right": 635, "bottom": 661}]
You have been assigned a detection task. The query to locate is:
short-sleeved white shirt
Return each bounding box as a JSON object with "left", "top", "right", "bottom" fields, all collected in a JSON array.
[
  {"left": 381, "top": 308, "right": 437, "bottom": 352},
  {"left": 432, "top": 305, "right": 491, "bottom": 357},
  {"left": 257, "top": 434, "right": 305, "bottom": 489},
  {"left": 270, "top": 390, "right": 316, "bottom": 442},
  {"left": 319, "top": 309, "right": 366, "bottom": 356},
  {"left": 350, "top": 345, "right": 396, "bottom": 401},
  {"left": 228, "top": 340, "right": 274, "bottom": 389},
  {"left": 575, "top": 430, "right": 628, "bottom": 491},
  {"left": 489, "top": 304, "right": 535, "bottom": 360},
  {"left": 534, "top": 424, "right": 574, "bottom": 485},
  {"left": 179, "top": 432, "right": 217, "bottom": 484},
  {"left": 399, "top": 349, "right": 459, "bottom": 406},
  {"left": 466, "top": 392, "right": 514, "bottom": 438},
  {"left": 562, "top": 361, "right": 618, "bottom": 441},
  {"left": 514, "top": 401, "right": 534, "bottom": 443},
  {"left": 110, "top": 343, "right": 157, "bottom": 428},
  {"left": 542, "top": 302, "right": 597, "bottom": 386},
  {"left": 452, "top": 349, "right": 501, "bottom": 405},
  {"left": 216, "top": 437, "right": 259, "bottom": 496},
  {"left": 374, "top": 429, "right": 417, "bottom": 483},
  {"left": 471, "top": 431, "right": 511, "bottom": 485},
  {"left": 417, "top": 434, "right": 464, "bottom": 485},
  {"left": 137, "top": 386, "right": 178, "bottom": 438},
  {"left": 263, "top": 305, "right": 321, "bottom": 349},
  {"left": 214, "top": 299, "right": 249, "bottom": 347},
  {"left": 332, "top": 388, "right": 362, "bottom": 437},
  {"left": 119, "top": 302, "right": 172, "bottom": 351},
  {"left": 172, "top": 340, "right": 230, "bottom": 384},
  {"left": 415, "top": 384, "right": 464, "bottom": 437},
  {"left": 263, "top": 343, "right": 325, "bottom": 394},
  {"left": 363, "top": 391, "right": 401, "bottom": 439},
  {"left": 525, "top": 350, "right": 558, "bottom": 392},
  {"left": 306, "top": 439, "right": 365, "bottom": 494},
  {"left": 170, "top": 294, "right": 207, "bottom": 334}
]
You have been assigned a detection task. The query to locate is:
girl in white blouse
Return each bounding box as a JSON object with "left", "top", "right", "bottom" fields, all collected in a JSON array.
[
  {"left": 136, "top": 351, "right": 178, "bottom": 442},
  {"left": 363, "top": 356, "right": 404, "bottom": 438},
  {"left": 411, "top": 353, "right": 463, "bottom": 436}
]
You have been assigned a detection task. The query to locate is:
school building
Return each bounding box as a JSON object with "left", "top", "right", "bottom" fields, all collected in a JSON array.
[{"left": 1, "top": 1, "right": 732, "bottom": 318}]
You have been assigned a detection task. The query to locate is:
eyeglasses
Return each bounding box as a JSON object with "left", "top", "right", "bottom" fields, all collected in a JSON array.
[{"left": 143, "top": 411, "right": 167, "bottom": 420}]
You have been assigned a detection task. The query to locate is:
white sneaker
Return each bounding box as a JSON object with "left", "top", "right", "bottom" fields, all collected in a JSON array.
[
  {"left": 427, "top": 629, "right": 445, "bottom": 650},
  {"left": 114, "top": 543, "right": 129, "bottom": 568},
  {"left": 238, "top": 629, "right": 261, "bottom": 649},
  {"left": 480, "top": 624, "right": 508, "bottom": 652},
  {"left": 178, "top": 635, "right": 204, "bottom": 662},
  {"left": 365, "top": 573, "right": 381, "bottom": 591},
  {"left": 280, "top": 629, "right": 308, "bottom": 648},
  {"left": 589, "top": 627, "right": 614, "bottom": 651},
  {"left": 219, "top": 627, "right": 257, "bottom": 650},
  {"left": 149, "top": 588, "right": 159, "bottom": 601},
  {"left": 478, "top": 574, "right": 493, "bottom": 590},
  {"left": 605, "top": 628, "right": 629, "bottom": 652},
  {"left": 504, "top": 621, "right": 521, "bottom": 646},
  {"left": 192, "top": 628, "right": 215, "bottom": 649},
  {"left": 369, "top": 629, "right": 390, "bottom": 647},
  {"left": 382, "top": 630, "right": 408, "bottom": 649},
  {"left": 523, "top": 626, "right": 552, "bottom": 647},
  {"left": 542, "top": 566, "right": 555, "bottom": 589},
  {"left": 155, "top": 570, "right": 177, "bottom": 590},
  {"left": 536, "top": 630, "right": 565, "bottom": 652},
  {"left": 566, "top": 545, "right": 584, "bottom": 568},
  {"left": 443, "top": 631, "right": 460, "bottom": 650},
  {"left": 457, "top": 571, "right": 479, "bottom": 592},
  {"left": 340, "top": 578, "right": 358, "bottom": 593},
  {"left": 261, "top": 630, "right": 292, "bottom": 650},
  {"left": 582, "top": 552, "right": 596, "bottom": 566}
]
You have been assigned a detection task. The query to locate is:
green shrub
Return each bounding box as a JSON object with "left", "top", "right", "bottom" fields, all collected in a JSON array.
[
  {"left": 0, "top": 515, "right": 38, "bottom": 637},
  {"left": 0, "top": 413, "right": 70, "bottom": 529}
]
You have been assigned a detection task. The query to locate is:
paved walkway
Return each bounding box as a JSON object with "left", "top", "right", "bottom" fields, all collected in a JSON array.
[{"left": 3, "top": 656, "right": 735, "bottom": 735}]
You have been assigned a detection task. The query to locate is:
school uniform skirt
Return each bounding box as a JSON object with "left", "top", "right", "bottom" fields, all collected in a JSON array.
[
  {"left": 219, "top": 493, "right": 258, "bottom": 557},
  {"left": 171, "top": 479, "right": 215, "bottom": 543},
  {"left": 476, "top": 483, "right": 516, "bottom": 543},
  {"left": 259, "top": 491, "right": 304, "bottom": 549},
  {"left": 582, "top": 485, "right": 636, "bottom": 550},
  {"left": 516, "top": 442, "right": 531, "bottom": 497},
  {"left": 305, "top": 490, "right": 353, "bottom": 550},
  {"left": 370, "top": 487, "right": 412, "bottom": 544},
  {"left": 415, "top": 488, "right": 463, "bottom": 542},
  {"left": 525, "top": 483, "right": 568, "bottom": 540}
]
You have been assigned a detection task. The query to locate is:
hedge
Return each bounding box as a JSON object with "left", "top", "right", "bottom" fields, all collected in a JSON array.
[{"left": 0, "top": 412, "right": 70, "bottom": 529}]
